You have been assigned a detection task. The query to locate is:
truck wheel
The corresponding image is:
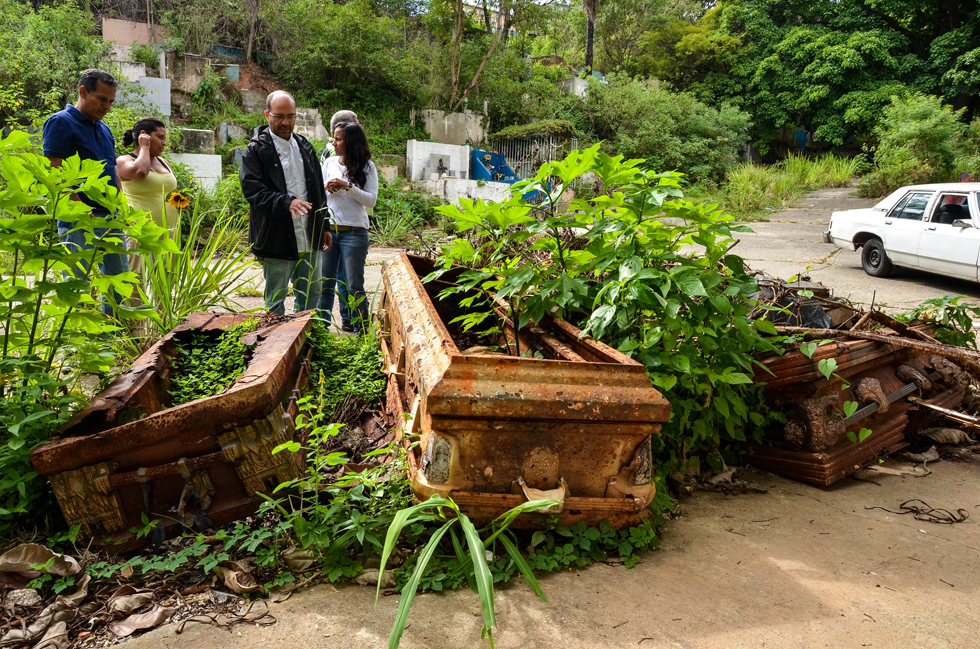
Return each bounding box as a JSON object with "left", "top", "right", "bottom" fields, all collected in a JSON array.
[{"left": 861, "top": 237, "right": 893, "bottom": 277}]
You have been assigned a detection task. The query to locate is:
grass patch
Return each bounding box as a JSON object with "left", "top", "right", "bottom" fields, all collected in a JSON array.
[
  {"left": 307, "top": 320, "right": 386, "bottom": 414},
  {"left": 720, "top": 153, "right": 866, "bottom": 216}
]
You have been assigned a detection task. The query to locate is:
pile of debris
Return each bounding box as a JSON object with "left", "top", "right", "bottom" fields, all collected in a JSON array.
[
  {"left": 749, "top": 274, "right": 980, "bottom": 485},
  {"left": 0, "top": 539, "right": 292, "bottom": 649}
]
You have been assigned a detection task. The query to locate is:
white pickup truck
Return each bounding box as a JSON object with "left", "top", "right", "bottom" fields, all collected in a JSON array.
[{"left": 824, "top": 183, "right": 980, "bottom": 280}]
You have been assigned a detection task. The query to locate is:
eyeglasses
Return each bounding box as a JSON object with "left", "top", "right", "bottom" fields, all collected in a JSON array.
[{"left": 268, "top": 113, "right": 297, "bottom": 121}]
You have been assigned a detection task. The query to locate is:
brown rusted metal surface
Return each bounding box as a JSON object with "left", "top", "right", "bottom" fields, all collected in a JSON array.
[
  {"left": 379, "top": 253, "right": 670, "bottom": 528},
  {"left": 31, "top": 312, "right": 314, "bottom": 550},
  {"left": 751, "top": 332, "right": 969, "bottom": 486}
]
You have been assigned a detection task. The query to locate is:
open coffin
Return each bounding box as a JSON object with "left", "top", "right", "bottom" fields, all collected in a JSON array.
[
  {"left": 30, "top": 312, "right": 314, "bottom": 550},
  {"left": 378, "top": 253, "right": 671, "bottom": 528}
]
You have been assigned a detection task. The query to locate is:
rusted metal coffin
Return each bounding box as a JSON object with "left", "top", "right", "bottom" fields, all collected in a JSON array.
[
  {"left": 379, "top": 253, "right": 671, "bottom": 528},
  {"left": 30, "top": 312, "right": 314, "bottom": 549},
  {"left": 750, "top": 334, "right": 968, "bottom": 486}
]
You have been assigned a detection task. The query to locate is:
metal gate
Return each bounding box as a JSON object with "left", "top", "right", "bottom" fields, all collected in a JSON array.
[{"left": 490, "top": 136, "right": 580, "bottom": 180}]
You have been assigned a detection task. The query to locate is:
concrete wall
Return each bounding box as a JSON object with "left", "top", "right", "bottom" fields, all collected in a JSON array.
[
  {"left": 241, "top": 90, "right": 267, "bottom": 114},
  {"left": 562, "top": 77, "right": 589, "bottom": 97},
  {"left": 167, "top": 53, "right": 210, "bottom": 95},
  {"left": 419, "top": 179, "right": 516, "bottom": 206},
  {"left": 181, "top": 129, "right": 215, "bottom": 154},
  {"left": 169, "top": 153, "right": 222, "bottom": 190},
  {"left": 406, "top": 140, "right": 470, "bottom": 181},
  {"left": 102, "top": 19, "right": 167, "bottom": 58},
  {"left": 116, "top": 61, "right": 146, "bottom": 83},
  {"left": 421, "top": 109, "right": 487, "bottom": 146},
  {"left": 293, "top": 108, "right": 328, "bottom": 142},
  {"left": 138, "top": 77, "right": 171, "bottom": 117}
]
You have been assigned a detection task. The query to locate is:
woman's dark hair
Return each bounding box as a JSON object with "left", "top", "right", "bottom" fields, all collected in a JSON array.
[
  {"left": 336, "top": 122, "right": 371, "bottom": 189},
  {"left": 122, "top": 118, "right": 166, "bottom": 148}
]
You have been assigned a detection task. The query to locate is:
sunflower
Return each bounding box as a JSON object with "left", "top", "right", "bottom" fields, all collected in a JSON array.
[{"left": 167, "top": 191, "right": 190, "bottom": 209}]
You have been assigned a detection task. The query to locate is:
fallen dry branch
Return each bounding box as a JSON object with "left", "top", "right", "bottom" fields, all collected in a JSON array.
[{"left": 773, "top": 325, "right": 980, "bottom": 377}]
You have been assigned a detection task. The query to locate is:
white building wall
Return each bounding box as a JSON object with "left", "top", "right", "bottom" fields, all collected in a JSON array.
[
  {"left": 406, "top": 140, "right": 470, "bottom": 182},
  {"left": 169, "top": 153, "right": 222, "bottom": 190},
  {"left": 419, "top": 179, "right": 516, "bottom": 206}
]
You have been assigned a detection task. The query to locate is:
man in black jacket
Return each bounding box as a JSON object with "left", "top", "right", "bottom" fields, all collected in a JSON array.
[{"left": 240, "top": 90, "right": 331, "bottom": 315}]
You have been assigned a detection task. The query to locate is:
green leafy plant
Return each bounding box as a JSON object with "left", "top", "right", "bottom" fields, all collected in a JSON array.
[
  {"left": 0, "top": 132, "right": 171, "bottom": 535},
  {"left": 896, "top": 295, "right": 980, "bottom": 349},
  {"left": 169, "top": 319, "right": 258, "bottom": 405},
  {"left": 858, "top": 94, "right": 969, "bottom": 197},
  {"left": 306, "top": 320, "right": 387, "bottom": 415},
  {"left": 128, "top": 42, "right": 160, "bottom": 70},
  {"left": 846, "top": 428, "right": 873, "bottom": 444},
  {"left": 430, "top": 144, "right": 784, "bottom": 473},
  {"left": 377, "top": 495, "right": 559, "bottom": 649}
]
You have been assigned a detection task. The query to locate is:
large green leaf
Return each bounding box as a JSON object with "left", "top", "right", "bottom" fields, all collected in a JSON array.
[
  {"left": 459, "top": 514, "right": 496, "bottom": 639},
  {"left": 386, "top": 519, "right": 456, "bottom": 649},
  {"left": 376, "top": 496, "right": 455, "bottom": 603}
]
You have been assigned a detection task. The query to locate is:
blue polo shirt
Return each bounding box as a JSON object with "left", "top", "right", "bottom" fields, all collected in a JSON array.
[{"left": 42, "top": 104, "right": 118, "bottom": 224}]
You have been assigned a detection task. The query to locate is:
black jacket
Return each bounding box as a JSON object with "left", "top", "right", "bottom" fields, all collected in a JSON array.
[{"left": 240, "top": 126, "right": 328, "bottom": 260}]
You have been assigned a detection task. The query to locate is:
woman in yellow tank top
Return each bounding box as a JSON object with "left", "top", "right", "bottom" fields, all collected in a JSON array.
[
  {"left": 116, "top": 117, "right": 178, "bottom": 234},
  {"left": 116, "top": 118, "right": 178, "bottom": 276}
]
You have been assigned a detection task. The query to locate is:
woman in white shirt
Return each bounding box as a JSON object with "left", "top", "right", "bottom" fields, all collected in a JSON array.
[{"left": 318, "top": 122, "right": 377, "bottom": 332}]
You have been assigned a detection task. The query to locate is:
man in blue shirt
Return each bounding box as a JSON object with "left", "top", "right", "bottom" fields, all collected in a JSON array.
[{"left": 42, "top": 68, "right": 129, "bottom": 317}]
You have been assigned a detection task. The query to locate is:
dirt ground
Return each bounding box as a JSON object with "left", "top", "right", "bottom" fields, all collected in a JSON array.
[
  {"left": 123, "top": 461, "right": 980, "bottom": 649},
  {"left": 147, "top": 190, "right": 980, "bottom": 648}
]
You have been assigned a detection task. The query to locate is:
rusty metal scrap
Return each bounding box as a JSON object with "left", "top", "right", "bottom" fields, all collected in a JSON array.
[
  {"left": 31, "top": 312, "right": 314, "bottom": 549},
  {"left": 379, "top": 253, "right": 670, "bottom": 528},
  {"left": 753, "top": 300, "right": 978, "bottom": 485}
]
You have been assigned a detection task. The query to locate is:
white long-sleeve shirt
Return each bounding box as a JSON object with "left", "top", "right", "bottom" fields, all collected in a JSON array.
[
  {"left": 270, "top": 131, "right": 311, "bottom": 252},
  {"left": 322, "top": 156, "right": 377, "bottom": 229}
]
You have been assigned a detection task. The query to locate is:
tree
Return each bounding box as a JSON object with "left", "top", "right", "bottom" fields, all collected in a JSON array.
[
  {"left": 244, "top": 0, "right": 260, "bottom": 64},
  {"left": 666, "top": 0, "right": 980, "bottom": 148},
  {"left": 582, "top": 0, "right": 597, "bottom": 72},
  {"left": 443, "top": 0, "right": 538, "bottom": 111}
]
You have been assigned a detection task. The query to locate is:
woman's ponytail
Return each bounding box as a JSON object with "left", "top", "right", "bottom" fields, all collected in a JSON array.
[{"left": 123, "top": 117, "right": 166, "bottom": 149}]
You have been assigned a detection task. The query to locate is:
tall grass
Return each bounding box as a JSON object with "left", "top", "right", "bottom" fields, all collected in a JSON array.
[
  {"left": 126, "top": 197, "right": 256, "bottom": 354},
  {"left": 723, "top": 153, "right": 865, "bottom": 214}
]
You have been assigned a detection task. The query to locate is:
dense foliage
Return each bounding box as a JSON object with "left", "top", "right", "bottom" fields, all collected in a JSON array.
[
  {"left": 0, "top": 0, "right": 111, "bottom": 125},
  {"left": 169, "top": 319, "right": 257, "bottom": 405},
  {"left": 635, "top": 1, "right": 979, "bottom": 150},
  {"left": 306, "top": 320, "right": 387, "bottom": 415},
  {"left": 0, "top": 133, "right": 172, "bottom": 536},
  {"left": 858, "top": 94, "right": 971, "bottom": 196}
]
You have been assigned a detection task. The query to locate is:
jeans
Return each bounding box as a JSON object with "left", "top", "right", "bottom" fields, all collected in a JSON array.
[
  {"left": 336, "top": 265, "right": 351, "bottom": 327},
  {"left": 58, "top": 224, "right": 130, "bottom": 317},
  {"left": 258, "top": 252, "right": 322, "bottom": 316},
  {"left": 318, "top": 228, "right": 369, "bottom": 330}
]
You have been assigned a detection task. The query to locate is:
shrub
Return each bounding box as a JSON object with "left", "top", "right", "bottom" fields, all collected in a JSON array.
[
  {"left": 954, "top": 119, "right": 980, "bottom": 179},
  {"left": 0, "top": 0, "right": 111, "bottom": 126},
  {"left": 128, "top": 42, "right": 160, "bottom": 70},
  {"left": 582, "top": 74, "right": 751, "bottom": 185},
  {"left": 858, "top": 94, "right": 969, "bottom": 197},
  {"left": 0, "top": 132, "right": 173, "bottom": 536},
  {"left": 264, "top": 0, "right": 426, "bottom": 114}
]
